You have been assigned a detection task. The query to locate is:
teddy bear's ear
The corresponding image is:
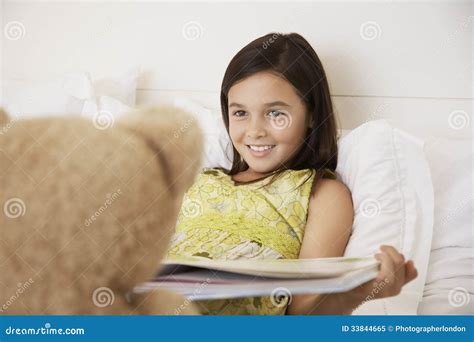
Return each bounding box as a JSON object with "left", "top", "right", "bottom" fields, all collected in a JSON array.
[
  {"left": 118, "top": 105, "right": 203, "bottom": 198},
  {"left": 0, "top": 108, "right": 10, "bottom": 125}
]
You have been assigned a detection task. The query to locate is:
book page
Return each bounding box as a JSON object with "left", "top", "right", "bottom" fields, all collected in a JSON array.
[{"left": 161, "top": 256, "right": 379, "bottom": 279}]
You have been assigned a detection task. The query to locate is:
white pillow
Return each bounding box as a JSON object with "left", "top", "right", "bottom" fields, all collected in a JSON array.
[
  {"left": 1, "top": 68, "right": 140, "bottom": 125},
  {"left": 337, "top": 120, "right": 434, "bottom": 315},
  {"left": 79, "top": 67, "right": 140, "bottom": 121},
  {"left": 417, "top": 138, "right": 473, "bottom": 315},
  {"left": 173, "top": 97, "right": 233, "bottom": 170},
  {"left": 1, "top": 77, "right": 84, "bottom": 118}
]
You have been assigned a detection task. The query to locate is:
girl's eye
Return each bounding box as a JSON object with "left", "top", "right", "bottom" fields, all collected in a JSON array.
[
  {"left": 232, "top": 110, "right": 247, "bottom": 117},
  {"left": 268, "top": 110, "right": 284, "bottom": 118}
]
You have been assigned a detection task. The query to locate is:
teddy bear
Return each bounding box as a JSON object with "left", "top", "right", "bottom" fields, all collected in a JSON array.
[{"left": 0, "top": 105, "right": 202, "bottom": 315}]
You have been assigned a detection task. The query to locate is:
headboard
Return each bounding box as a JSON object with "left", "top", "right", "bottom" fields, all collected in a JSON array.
[{"left": 2, "top": 1, "right": 472, "bottom": 140}]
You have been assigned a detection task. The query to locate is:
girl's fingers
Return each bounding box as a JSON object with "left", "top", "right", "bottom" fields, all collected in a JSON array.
[
  {"left": 379, "top": 245, "right": 407, "bottom": 284},
  {"left": 404, "top": 260, "right": 418, "bottom": 284},
  {"left": 371, "top": 246, "right": 419, "bottom": 299},
  {"left": 374, "top": 251, "right": 396, "bottom": 283},
  {"left": 380, "top": 245, "right": 405, "bottom": 265}
]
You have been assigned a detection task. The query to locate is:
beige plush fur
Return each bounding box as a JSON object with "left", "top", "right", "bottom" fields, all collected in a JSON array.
[{"left": 0, "top": 105, "right": 202, "bottom": 315}]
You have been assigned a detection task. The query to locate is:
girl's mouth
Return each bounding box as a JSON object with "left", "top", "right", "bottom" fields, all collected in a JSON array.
[{"left": 246, "top": 145, "right": 276, "bottom": 158}]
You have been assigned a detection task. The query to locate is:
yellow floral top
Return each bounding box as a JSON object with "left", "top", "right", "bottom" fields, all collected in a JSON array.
[{"left": 165, "top": 167, "right": 335, "bottom": 315}]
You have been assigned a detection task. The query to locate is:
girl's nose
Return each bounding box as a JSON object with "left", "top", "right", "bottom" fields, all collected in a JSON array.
[
  {"left": 246, "top": 117, "right": 267, "bottom": 138},
  {"left": 246, "top": 126, "right": 267, "bottom": 139}
]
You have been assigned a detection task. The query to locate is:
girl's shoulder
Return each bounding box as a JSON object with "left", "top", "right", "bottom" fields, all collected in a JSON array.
[
  {"left": 307, "top": 168, "right": 342, "bottom": 200},
  {"left": 309, "top": 175, "right": 351, "bottom": 202}
]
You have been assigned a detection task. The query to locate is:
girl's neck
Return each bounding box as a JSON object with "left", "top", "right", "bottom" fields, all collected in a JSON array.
[{"left": 232, "top": 168, "right": 274, "bottom": 183}]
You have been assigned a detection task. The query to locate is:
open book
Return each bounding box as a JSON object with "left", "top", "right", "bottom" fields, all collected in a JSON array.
[{"left": 133, "top": 256, "right": 380, "bottom": 301}]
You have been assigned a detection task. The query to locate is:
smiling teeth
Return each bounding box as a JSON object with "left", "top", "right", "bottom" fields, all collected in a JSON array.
[{"left": 249, "top": 145, "right": 274, "bottom": 152}]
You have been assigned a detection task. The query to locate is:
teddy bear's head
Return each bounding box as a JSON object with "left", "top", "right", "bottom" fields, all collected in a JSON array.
[{"left": 0, "top": 105, "right": 202, "bottom": 315}]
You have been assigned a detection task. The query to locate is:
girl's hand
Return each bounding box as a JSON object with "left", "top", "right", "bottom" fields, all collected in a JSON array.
[{"left": 346, "top": 245, "right": 418, "bottom": 308}]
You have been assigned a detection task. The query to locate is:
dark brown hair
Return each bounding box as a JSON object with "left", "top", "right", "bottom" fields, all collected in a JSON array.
[{"left": 219, "top": 32, "right": 338, "bottom": 188}]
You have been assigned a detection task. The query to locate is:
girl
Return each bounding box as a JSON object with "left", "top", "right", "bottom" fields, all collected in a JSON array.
[{"left": 166, "top": 32, "right": 418, "bottom": 315}]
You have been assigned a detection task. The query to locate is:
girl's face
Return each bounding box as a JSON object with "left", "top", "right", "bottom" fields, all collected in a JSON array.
[{"left": 228, "top": 71, "right": 312, "bottom": 175}]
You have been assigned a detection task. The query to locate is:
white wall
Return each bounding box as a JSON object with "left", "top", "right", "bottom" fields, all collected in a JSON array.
[{"left": 1, "top": 0, "right": 472, "bottom": 139}]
